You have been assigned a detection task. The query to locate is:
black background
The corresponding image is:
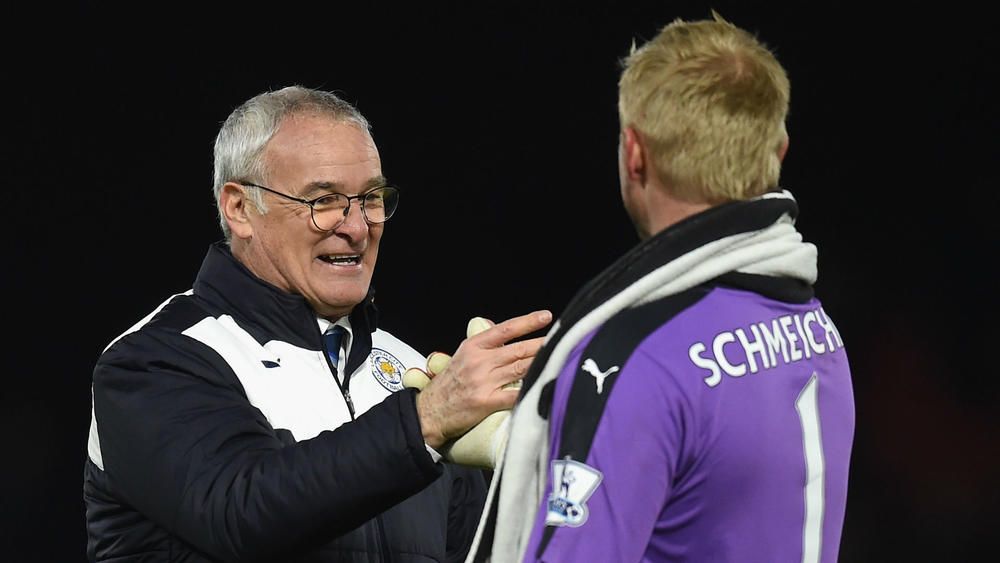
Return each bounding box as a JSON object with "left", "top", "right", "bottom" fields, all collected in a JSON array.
[{"left": 6, "top": 2, "right": 997, "bottom": 561}]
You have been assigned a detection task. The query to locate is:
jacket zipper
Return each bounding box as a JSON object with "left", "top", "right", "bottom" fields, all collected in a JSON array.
[
  {"left": 322, "top": 330, "right": 385, "bottom": 558},
  {"left": 321, "top": 331, "right": 356, "bottom": 419},
  {"left": 342, "top": 387, "right": 356, "bottom": 419}
]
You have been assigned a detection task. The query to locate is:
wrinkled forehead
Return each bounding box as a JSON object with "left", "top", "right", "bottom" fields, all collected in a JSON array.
[
  {"left": 263, "top": 114, "right": 381, "bottom": 188},
  {"left": 270, "top": 112, "right": 375, "bottom": 152}
]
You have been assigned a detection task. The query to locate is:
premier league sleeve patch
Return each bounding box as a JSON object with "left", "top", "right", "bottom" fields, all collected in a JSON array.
[
  {"left": 545, "top": 457, "right": 603, "bottom": 527},
  {"left": 369, "top": 348, "right": 405, "bottom": 392}
]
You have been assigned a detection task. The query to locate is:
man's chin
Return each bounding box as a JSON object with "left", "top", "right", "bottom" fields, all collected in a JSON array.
[{"left": 312, "top": 289, "right": 369, "bottom": 319}]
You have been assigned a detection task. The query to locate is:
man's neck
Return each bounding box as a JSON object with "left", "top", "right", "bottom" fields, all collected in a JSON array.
[{"left": 644, "top": 186, "right": 713, "bottom": 238}]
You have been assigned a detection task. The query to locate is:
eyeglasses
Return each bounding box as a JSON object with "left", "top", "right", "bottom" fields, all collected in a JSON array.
[{"left": 241, "top": 182, "right": 399, "bottom": 232}]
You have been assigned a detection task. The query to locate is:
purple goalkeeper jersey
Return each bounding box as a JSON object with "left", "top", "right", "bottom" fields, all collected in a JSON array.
[{"left": 525, "top": 283, "right": 855, "bottom": 562}]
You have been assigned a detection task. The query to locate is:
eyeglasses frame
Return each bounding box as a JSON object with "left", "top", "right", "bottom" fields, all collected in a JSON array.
[{"left": 240, "top": 181, "right": 399, "bottom": 231}]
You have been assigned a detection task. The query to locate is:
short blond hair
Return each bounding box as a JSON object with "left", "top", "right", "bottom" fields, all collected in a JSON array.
[{"left": 618, "top": 13, "right": 790, "bottom": 202}]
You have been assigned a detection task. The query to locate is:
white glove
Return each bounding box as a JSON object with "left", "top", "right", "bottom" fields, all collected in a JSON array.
[{"left": 403, "top": 317, "right": 516, "bottom": 468}]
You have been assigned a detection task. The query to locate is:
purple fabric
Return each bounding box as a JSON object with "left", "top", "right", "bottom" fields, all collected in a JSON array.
[{"left": 526, "top": 287, "right": 854, "bottom": 562}]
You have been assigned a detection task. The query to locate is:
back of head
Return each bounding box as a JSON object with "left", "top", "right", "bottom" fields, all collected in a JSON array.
[
  {"left": 212, "top": 85, "right": 371, "bottom": 241},
  {"left": 618, "top": 12, "right": 790, "bottom": 203}
]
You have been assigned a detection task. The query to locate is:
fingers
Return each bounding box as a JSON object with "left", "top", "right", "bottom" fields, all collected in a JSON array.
[
  {"left": 473, "top": 310, "right": 552, "bottom": 349},
  {"left": 402, "top": 367, "right": 431, "bottom": 390},
  {"left": 493, "top": 335, "right": 546, "bottom": 366},
  {"left": 427, "top": 352, "right": 452, "bottom": 376},
  {"left": 511, "top": 355, "right": 534, "bottom": 378},
  {"left": 412, "top": 310, "right": 551, "bottom": 446},
  {"left": 466, "top": 316, "right": 494, "bottom": 337},
  {"left": 497, "top": 356, "right": 534, "bottom": 388},
  {"left": 406, "top": 352, "right": 453, "bottom": 388},
  {"left": 465, "top": 317, "right": 545, "bottom": 389}
]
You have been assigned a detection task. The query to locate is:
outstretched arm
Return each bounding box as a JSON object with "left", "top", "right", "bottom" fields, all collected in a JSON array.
[{"left": 414, "top": 310, "right": 550, "bottom": 449}]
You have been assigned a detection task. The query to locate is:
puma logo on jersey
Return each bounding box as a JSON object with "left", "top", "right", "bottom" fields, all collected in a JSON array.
[{"left": 581, "top": 358, "right": 619, "bottom": 394}]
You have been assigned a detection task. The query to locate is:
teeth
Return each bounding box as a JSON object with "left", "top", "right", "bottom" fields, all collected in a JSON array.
[{"left": 324, "top": 255, "right": 360, "bottom": 264}]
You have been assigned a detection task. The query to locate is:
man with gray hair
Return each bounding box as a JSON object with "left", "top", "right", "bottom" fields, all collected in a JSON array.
[
  {"left": 84, "top": 85, "right": 552, "bottom": 562},
  {"left": 468, "top": 13, "right": 854, "bottom": 563}
]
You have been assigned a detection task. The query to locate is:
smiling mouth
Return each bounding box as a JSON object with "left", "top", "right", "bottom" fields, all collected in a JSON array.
[{"left": 319, "top": 254, "right": 362, "bottom": 266}]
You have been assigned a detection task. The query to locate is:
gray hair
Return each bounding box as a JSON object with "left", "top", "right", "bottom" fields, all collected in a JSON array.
[{"left": 212, "top": 85, "right": 371, "bottom": 241}]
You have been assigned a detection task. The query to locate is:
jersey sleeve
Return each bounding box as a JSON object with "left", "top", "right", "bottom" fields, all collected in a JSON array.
[{"left": 525, "top": 348, "right": 691, "bottom": 562}]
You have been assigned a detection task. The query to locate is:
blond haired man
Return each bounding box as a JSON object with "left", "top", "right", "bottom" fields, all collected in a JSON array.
[{"left": 468, "top": 14, "right": 854, "bottom": 563}]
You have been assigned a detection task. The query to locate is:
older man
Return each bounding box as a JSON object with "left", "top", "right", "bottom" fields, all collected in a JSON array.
[{"left": 85, "top": 85, "right": 551, "bottom": 562}]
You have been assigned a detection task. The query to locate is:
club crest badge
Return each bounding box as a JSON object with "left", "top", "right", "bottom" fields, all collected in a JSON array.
[
  {"left": 545, "top": 458, "right": 603, "bottom": 527},
  {"left": 369, "top": 348, "right": 405, "bottom": 392}
]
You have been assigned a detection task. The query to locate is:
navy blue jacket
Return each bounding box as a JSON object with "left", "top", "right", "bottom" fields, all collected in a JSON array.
[{"left": 85, "top": 243, "right": 486, "bottom": 562}]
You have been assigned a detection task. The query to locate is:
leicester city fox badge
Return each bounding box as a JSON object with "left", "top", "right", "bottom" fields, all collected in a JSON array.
[
  {"left": 369, "top": 348, "right": 405, "bottom": 392},
  {"left": 546, "top": 458, "right": 603, "bottom": 527}
]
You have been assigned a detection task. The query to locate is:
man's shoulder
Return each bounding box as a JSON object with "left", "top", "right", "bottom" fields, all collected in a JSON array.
[
  {"left": 594, "top": 284, "right": 793, "bottom": 377},
  {"left": 98, "top": 289, "right": 214, "bottom": 361},
  {"left": 632, "top": 282, "right": 813, "bottom": 341}
]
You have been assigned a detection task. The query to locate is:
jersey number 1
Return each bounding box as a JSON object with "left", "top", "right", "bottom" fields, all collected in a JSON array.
[{"left": 795, "top": 373, "right": 824, "bottom": 563}]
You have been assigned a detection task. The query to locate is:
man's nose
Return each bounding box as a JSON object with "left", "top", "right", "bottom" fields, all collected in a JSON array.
[{"left": 333, "top": 199, "right": 369, "bottom": 232}]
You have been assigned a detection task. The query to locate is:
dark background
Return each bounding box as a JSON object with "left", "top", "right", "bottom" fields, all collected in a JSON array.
[{"left": 6, "top": 2, "right": 997, "bottom": 561}]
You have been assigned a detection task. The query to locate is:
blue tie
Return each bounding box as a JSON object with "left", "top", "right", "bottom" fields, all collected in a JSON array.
[{"left": 324, "top": 326, "right": 347, "bottom": 376}]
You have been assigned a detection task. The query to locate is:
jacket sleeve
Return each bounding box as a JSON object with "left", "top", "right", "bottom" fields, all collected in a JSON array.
[
  {"left": 445, "top": 467, "right": 488, "bottom": 563},
  {"left": 92, "top": 326, "right": 442, "bottom": 562}
]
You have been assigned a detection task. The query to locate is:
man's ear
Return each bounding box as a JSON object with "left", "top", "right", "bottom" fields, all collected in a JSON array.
[
  {"left": 221, "top": 182, "right": 254, "bottom": 240},
  {"left": 622, "top": 126, "right": 647, "bottom": 183},
  {"left": 777, "top": 134, "right": 790, "bottom": 163}
]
